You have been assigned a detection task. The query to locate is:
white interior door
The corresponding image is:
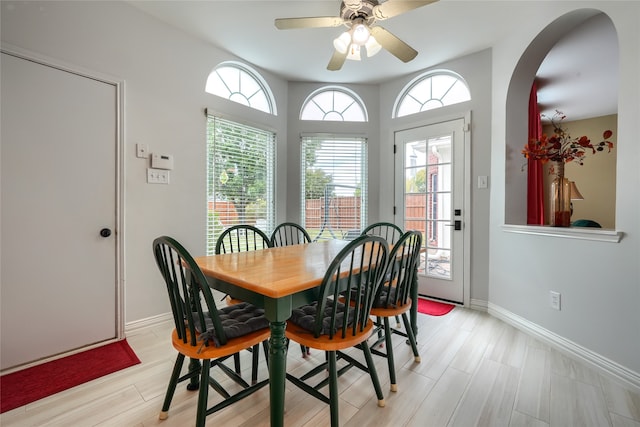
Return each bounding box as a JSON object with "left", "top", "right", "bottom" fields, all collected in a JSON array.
[
  {"left": 395, "top": 118, "right": 467, "bottom": 304},
  {"left": 1, "top": 52, "right": 120, "bottom": 370}
]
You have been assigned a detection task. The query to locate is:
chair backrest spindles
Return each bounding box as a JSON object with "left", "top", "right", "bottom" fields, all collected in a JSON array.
[
  {"left": 362, "top": 222, "right": 403, "bottom": 245},
  {"left": 215, "top": 224, "right": 272, "bottom": 254},
  {"left": 153, "top": 236, "right": 228, "bottom": 348},
  {"left": 270, "top": 222, "right": 312, "bottom": 247},
  {"left": 312, "top": 235, "right": 389, "bottom": 340},
  {"left": 377, "top": 230, "right": 422, "bottom": 309}
]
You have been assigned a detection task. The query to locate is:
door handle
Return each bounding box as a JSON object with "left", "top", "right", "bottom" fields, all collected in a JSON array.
[
  {"left": 445, "top": 220, "right": 462, "bottom": 230},
  {"left": 100, "top": 228, "right": 112, "bottom": 238}
]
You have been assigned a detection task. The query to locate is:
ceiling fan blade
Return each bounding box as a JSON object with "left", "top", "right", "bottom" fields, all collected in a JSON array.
[
  {"left": 275, "top": 16, "right": 345, "bottom": 30},
  {"left": 327, "top": 50, "right": 348, "bottom": 71},
  {"left": 370, "top": 26, "right": 418, "bottom": 62},
  {"left": 373, "top": 0, "right": 439, "bottom": 21}
]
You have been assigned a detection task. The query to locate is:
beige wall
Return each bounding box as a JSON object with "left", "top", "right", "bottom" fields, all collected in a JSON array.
[{"left": 542, "top": 114, "right": 617, "bottom": 228}]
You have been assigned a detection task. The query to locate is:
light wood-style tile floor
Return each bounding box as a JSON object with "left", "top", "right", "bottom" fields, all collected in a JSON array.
[{"left": 2, "top": 306, "right": 639, "bottom": 426}]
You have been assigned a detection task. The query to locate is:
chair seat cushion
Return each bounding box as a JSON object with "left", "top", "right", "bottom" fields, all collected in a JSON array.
[
  {"left": 289, "top": 299, "right": 354, "bottom": 336},
  {"left": 346, "top": 285, "right": 399, "bottom": 308},
  {"left": 194, "top": 302, "right": 269, "bottom": 347},
  {"left": 373, "top": 286, "right": 398, "bottom": 308}
]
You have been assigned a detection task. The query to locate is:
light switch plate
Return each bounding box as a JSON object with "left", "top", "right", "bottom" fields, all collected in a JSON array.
[
  {"left": 550, "top": 291, "right": 561, "bottom": 310},
  {"left": 147, "top": 168, "right": 169, "bottom": 184}
]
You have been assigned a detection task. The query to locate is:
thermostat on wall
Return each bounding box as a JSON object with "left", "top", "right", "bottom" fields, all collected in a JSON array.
[{"left": 151, "top": 153, "right": 174, "bottom": 170}]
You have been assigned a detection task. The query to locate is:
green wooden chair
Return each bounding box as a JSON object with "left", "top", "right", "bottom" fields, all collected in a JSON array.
[
  {"left": 362, "top": 221, "right": 403, "bottom": 244},
  {"left": 362, "top": 222, "right": 404, "bottom": 328},
  {"left": 215, "top": 224, "right": 272, "bottom": 254},
  {"left": 152, "top": 236, "right": 270, "bottom": 427},
  {"left": 285, "top": 235, "right": 389, "bottom": 427},
  {"left": 270, "top": 222, "right": 312, "bottom": 247},
  {"left": 369, "top": 230, "right": 422, "bottom": 392}
]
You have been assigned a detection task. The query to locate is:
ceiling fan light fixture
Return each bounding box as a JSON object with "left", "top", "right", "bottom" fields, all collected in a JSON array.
[
  {"left": 365, "top": 35, "right": 382, "bottom": 57},
  {"left": 277, "top": 0, "right": 439, "bottom": 71},
  {"left": 333, "top": 31, "right": 351, "bottom": 54},
  {"left": 351, "top": 23, "right": 370, "bottom": 45}
]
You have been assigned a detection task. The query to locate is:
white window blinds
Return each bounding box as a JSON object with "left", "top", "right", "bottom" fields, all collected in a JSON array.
[
  {"left": 206, "top": 115, "right": 275, "bottom": 254},
  {"left": 301, "top": 135, "right": 367, "bottom": 241}
]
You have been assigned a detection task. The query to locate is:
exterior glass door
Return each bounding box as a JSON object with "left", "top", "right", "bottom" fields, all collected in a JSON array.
[{"left": 396, "top": 119, "right": 465, "bottom": 303}]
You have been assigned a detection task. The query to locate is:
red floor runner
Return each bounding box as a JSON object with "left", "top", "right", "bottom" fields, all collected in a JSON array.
[
  {"left": 417, "top": 298, "right": 455, "bottom": 316},
  {"left": 0, "top": 339, "right": 140, "bottom": 413}
]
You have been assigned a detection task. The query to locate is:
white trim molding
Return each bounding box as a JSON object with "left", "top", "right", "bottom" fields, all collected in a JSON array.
[
  {"left": 502, "top": 224, "right": 622, "bottom": 243},
  {"left": 488, "top": 302, "right": 640, "bottom": 390},
  {"left": 469, "top": 298, "right": 489, "bottom": 312},
  {"left": 125, "top": 312, "right": 173, "bottom": 334}
]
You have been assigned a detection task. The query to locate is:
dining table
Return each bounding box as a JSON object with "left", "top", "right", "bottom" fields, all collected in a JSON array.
[{"left": 194, "top": 238, "right": 419, "bottom": 427}]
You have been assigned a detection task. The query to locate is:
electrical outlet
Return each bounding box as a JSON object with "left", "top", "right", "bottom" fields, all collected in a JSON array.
[
  {"left": 147, "top": 168, "right": 170, "bottom": 184},
  {"left": 550, "top": 291, "right": 561, "bottom": 310}
]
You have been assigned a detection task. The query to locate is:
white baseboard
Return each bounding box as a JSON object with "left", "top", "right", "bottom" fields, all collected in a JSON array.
[
  {"left": 487, "top": 302, "right": 640, "bottom": 391},
  {"left": 469, "top": 298, "right": 488, "bottom": 311},
  {"left": 125, "top": 312, "right": 173, "bottom": 333}
]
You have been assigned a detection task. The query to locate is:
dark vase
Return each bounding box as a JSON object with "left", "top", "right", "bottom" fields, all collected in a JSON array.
[{"left": 550, "top": 162, "right": 571, "bottom": 227}]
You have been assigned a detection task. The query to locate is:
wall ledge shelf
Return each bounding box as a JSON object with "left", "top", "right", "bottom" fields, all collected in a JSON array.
[{"left": 502, "top": 224, "right": 622, "bottom": 243}]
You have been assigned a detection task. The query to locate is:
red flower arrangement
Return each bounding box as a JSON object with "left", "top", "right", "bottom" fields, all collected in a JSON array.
[
  {"left": 522, "top": 110, "right": 615, "bottom": 227},
  {"left": 522, "top": 110, "right": 614, "bottom": 166}
]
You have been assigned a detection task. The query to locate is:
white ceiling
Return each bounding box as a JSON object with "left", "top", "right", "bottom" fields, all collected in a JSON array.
[{"left": 127, "top": 0, "right": 618, "bottom": 121}]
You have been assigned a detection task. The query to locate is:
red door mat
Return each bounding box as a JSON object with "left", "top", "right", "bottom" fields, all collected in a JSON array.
[
  {"left": 1, "top": 339, "right": 140, "bottom": 413},
  {"left": 417, "top": 298, "right": 455, "bottom": 316}
]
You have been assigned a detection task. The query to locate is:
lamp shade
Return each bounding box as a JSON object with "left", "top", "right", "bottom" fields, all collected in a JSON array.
[
  {"left": 569, "top": 181, "right": 584, "bottom": 200},
  {"left": 365, "top": 35, "right": 382, "bottom": 57},
  {"left": 333, "top": 31, "right": 351, "bottom": 54}
]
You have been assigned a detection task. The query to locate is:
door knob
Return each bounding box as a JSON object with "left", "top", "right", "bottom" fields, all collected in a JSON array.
[
  {"left": 445, "top": 221, "right": 462, "bottom": 230},
  {"left": 100, "top": 228, "right": 112, "bottom": 238}
]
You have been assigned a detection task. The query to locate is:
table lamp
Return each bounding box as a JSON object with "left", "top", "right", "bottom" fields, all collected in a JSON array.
[{"left": 569, "top": 180, "right": 584, "bottom": 217}]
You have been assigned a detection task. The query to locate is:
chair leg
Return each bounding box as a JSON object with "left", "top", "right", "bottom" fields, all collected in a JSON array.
[
  {"left": 361, "top": 339, "right": 385, "bottom": 408},
  {"left": 401, "top": 313, "right": 421, "bottom": 362},
  {"left": 195, "top": 359, "right": 211, "bottom": 427},
  {"left": 187, "top": 358, "right": 201, "bottom": 391},
  {"left": 262, "top": 340, "right": 270, "bottom": 366},
  {"left": 328, "top": 351, "right": 339, "bottom": 427},
  {"left": 300, "top": 344, "right": 310, "bottom": 357},
  {"left": 160, "top": 353, "right": 186, "bottom": 420},
  {"left": 233, "top": 353, "right": 241, "bottom": 374},
  {"left": 251, "top": 344, "right": 259, "bottom": 385},
  {"left": 383, "top": 317, "right": 397, "bottom": 392}
]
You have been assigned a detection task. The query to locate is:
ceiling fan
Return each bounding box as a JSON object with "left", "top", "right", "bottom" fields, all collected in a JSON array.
[{"left": 275, "top": 0, "right": 439, "bottom": 71}]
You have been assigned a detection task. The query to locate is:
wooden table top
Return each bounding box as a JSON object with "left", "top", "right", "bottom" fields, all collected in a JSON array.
[{"left": 194, "top": 239, "right": 350, "bottom": 298}]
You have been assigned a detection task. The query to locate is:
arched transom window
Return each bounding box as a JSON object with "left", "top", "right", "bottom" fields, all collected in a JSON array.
[
  {"left": 300, "top": 87, "right": 367, "bottom": 122},
  {"left": 394, "top": 71, "right": 471, "bottom": 118},
  {"left": 206, "top": 61, "right": 276, "bottom": 115}
]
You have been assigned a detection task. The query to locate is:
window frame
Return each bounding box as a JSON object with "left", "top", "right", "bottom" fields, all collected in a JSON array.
[
  {"left": 393, "top": 70, "right": 471, "bottom": 118},
  {"left": 206, "top": 114, "right": 276, "bottom": 254},
  {"left": 300, "top": 86, "right": 368, "bottom": 122},
  {"left": 205, "top": 61, "right": 277, "bottom": 115},
  {"left": 300, "top": 134, "right": 368, "bottom": 241}
]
